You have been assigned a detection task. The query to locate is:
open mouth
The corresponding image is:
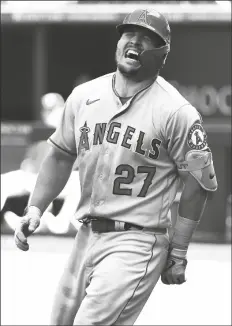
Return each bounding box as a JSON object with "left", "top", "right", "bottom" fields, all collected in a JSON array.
[{"left": 125, "top": 49, "right": 140, "bottom": 62}]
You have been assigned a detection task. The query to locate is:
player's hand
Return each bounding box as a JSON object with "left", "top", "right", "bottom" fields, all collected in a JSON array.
[
  {"left": 14, "top": 206, "right": 41, "bottom": 251},
  {"left": 161, "top": 251, "right": 187, "bottom": 285}
]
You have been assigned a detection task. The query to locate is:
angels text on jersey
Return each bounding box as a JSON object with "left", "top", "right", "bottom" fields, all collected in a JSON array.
[{"left": 78, "top": 121, "right": 162, "bottom": 160}]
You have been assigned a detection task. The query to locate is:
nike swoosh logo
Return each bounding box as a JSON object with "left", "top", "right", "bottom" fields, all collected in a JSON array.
[{"left": 86, "top": 98, "right": 100, "bottom": 105}]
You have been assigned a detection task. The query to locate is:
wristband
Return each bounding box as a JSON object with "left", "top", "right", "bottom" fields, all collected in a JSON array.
[
  {"left": 24, "top": 206, "right": 42, "bottom": 218},
  {"left": 170, "top": 247, "right": 188, "bottom": 260},
  {"left": 171, "top": 215, "right": 199, "bottom": 252}
]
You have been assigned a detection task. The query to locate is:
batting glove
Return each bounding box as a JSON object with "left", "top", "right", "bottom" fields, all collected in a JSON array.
[
  {"left": 161, "top": 248, "right": 187, "bottom": 285},
  {"left": 14, "top": 206, "right": 41, "bottom": 251}
]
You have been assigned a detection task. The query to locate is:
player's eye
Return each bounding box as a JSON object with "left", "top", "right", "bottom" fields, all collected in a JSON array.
[
  {"left": 123, "top": 32, "right": 135, "bottom": 38},
  {"left": 143, "top": 36, "right": 153, "bottom": 43}
]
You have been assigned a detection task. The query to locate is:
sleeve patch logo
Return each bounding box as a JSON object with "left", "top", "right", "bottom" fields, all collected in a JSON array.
[{"left": 187, "top": 124, "right": 208, "bottom": 150}]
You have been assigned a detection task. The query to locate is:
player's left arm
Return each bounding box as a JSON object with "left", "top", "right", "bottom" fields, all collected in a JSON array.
[{"left": 161, "top": 104, "right": 218, "bottom": 285}]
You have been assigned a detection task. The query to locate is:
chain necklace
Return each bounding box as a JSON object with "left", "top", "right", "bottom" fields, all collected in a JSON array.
[{"left": 112, "top": 74, "right": 132, "bottom": 100}]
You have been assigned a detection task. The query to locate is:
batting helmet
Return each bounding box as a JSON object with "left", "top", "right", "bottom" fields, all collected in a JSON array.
[
  {"left": 116, "top": 9, "right": 171, "bottom": 80},
  {"left": 116, "top": 8, "right": 171, "bottom": 49}
]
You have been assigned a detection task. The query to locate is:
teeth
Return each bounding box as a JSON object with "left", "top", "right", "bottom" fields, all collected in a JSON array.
[
  {"left": 127, "top": 50, "right": 139, "bottom": 56},
  {"left": 125, "top": 49, "right": 139, "bottom": 60}
]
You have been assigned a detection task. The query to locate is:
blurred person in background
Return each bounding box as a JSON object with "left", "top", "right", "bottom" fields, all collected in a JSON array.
[
  {"left": 21, "top": 93, "right": 65, "bottom": 174},
  {"left": 1, "top": 92, "right": 81, "bottom": 234},
  {"left": 14, "top": 8, "right": 217, "bottom": 326}
]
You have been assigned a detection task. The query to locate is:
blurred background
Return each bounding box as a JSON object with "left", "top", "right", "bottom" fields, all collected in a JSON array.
[{"left": 1, "top": 1, "right": 231, "bottom": 325}]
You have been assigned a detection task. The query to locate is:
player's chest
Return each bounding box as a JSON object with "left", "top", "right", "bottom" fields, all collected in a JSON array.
[{"left": 74, "top": 97, "right": 165, "bottom": 159}]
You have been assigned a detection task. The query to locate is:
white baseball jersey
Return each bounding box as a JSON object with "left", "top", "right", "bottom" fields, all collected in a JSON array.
[{"left": 48, "top": 72, "right": 208, "bottom": 228}]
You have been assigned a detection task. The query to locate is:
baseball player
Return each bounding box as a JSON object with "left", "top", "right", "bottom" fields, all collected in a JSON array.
[{"left": 14, "top": 8, "right": 218, "bottom": 326}]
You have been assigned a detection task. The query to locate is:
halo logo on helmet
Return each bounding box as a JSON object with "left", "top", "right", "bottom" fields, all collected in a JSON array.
[
  {"left": 137, "top": 10, "right": 150, "bottom": 25},
  {"left": 116, "top": 8, "right": 171, "bottom": 80}
]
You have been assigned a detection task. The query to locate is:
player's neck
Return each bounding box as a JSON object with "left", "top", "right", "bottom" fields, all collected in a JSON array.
[{"left": 114, "top": 70, "right": 155, "bottom": 98}]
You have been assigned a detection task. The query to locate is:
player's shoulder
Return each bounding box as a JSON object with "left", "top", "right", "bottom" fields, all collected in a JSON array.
[
  {"left": 154, "top": 76, "right": 200, "bottom": 119},
  {"left": 71, "top": 72, "right": 114, "bottom": 99},
  {"left": 155, "top": 76, "right": 189, "bottom": 108}
]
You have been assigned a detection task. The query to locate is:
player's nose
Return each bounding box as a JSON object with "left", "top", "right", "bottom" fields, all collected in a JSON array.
[{"left": 129, "top": 33, "right": 143, "bottom": 45}]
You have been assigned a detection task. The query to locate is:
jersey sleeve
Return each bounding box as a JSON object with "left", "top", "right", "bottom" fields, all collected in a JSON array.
[
  {"left": 166, "top": 104, "right": 209, "bottom": 164},
  {"left": 47, "top": 92, "right": 77, "bottom": 157}
]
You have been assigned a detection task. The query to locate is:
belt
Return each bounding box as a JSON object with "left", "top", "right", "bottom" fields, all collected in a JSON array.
[{"left": 80, "top": 216, "right": 167, "bottom": 234}]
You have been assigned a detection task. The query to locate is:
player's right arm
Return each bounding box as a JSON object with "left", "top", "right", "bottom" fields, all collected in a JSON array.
[
  {"left": 28, "top": 146, "right": 76, "bottom": 213},
  {"left": 14, "top": 91, "right": 78, "bottom": 251}
]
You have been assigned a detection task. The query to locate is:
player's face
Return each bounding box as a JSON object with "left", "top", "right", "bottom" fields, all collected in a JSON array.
[{"left": 115, "top": 26, "right": 164, "bottom": 77}]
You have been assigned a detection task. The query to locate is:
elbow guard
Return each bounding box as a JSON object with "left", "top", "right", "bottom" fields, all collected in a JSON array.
[{"left": 177, "top": 150, "right": 218, "bottom": 192}]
